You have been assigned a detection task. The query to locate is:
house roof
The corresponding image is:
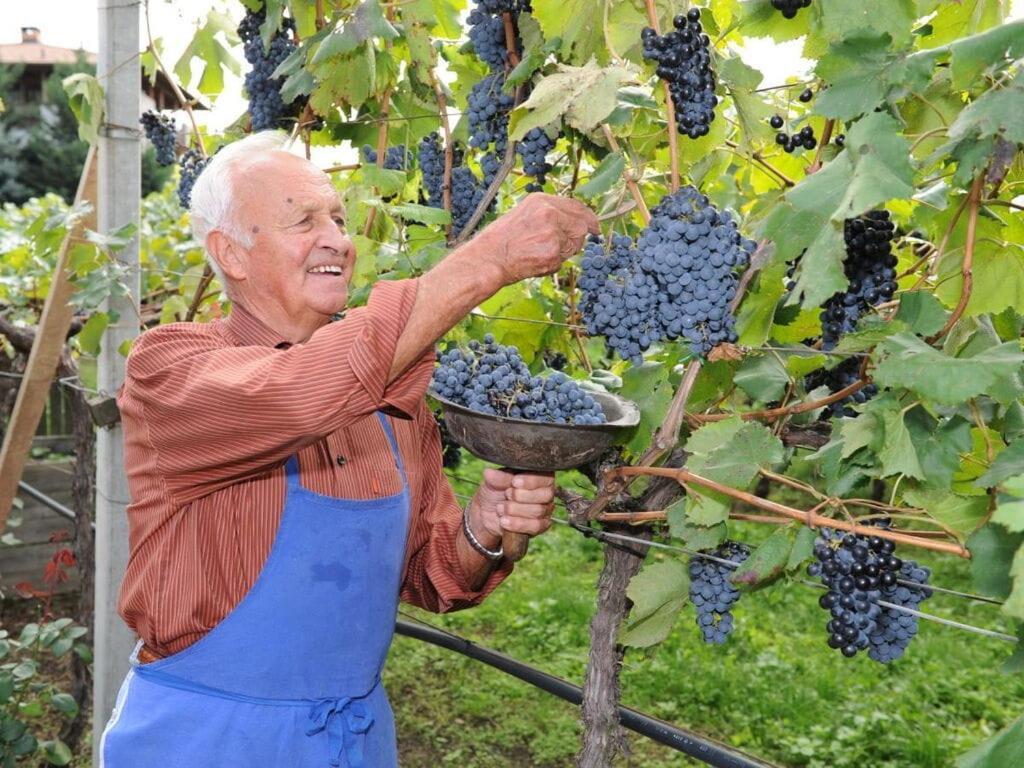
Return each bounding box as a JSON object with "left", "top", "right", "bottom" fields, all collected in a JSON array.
[
  {"left": 0, "top": 27, "right": 209, "bottom": 110},
  {"left": 0, "top": 41, "right": 95, "bottom": 66}
]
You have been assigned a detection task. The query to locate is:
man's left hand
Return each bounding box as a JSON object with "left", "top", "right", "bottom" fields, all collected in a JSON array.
[{"left": 469, "top": 468, "right": 556, "bottom": 544}]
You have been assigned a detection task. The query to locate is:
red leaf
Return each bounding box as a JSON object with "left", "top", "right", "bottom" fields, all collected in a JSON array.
[
  {"left": 56, "top": 548, "right": 76, "bottom": 567},
  {"left": 13, "top": 581, "right": 37, "bottom": 599},
  {"left": 48, "top": 529, "right": 71, "bottom": 543}
]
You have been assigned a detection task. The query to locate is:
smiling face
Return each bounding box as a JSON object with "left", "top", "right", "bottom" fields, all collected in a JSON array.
[{"left": 211, "top": 151, "right": 357, "bottom": 342}]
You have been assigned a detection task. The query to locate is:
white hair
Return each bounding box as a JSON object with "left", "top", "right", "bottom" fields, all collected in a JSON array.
[{"left": 189, "top": 131, "right": 296, "bottom": 291}]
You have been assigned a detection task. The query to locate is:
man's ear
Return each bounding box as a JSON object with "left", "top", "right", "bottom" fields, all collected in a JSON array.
[{"left": 207, "top": 230, "right": 248, "bottom": 282}]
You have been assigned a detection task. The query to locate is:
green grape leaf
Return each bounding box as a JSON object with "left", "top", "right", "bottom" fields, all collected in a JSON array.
[
  {"left": 508, "top": 62, "right": 631, "bottom": 140},
  {"left": 173, "top": 10, "right": 241, "bottom": 96},
  {"left": 968, "top": 524, "right": 1023, "bottom": 600},
  {"left": 957, "top": 713, "right": 1024, "bottom": 768},
  {"left": 734, "top": 353, "right": 790, "bottom": 403},
  {"left": 904, "top": 487, "right": 990, "bottom": 542},
  {"left": 619, "top": 559, "right": 689, "bottom": 648},
  {"left": 818, "top": 0, "right": 916, "bottom": 49},
  {"left": 530, "top": 0, "right": 606, "bottom": 65},
  {"left": 576, "top": 152, "right": 626, "bottom": 198},
  {"left": 685, "top": 419, "right": 785, "bottom": 526},
  {"left": 895, "top": 291, "right": 949, "bottom": 336},
  {"left": 619, "top": 362, "right": 673, "bottom": 457},
  {"left": 978, "top": 439, "right": 1024, "bottom": 487},
  {"left": 872, "top": 333, "right": 1024, "bottom": 406},
  {"left": 732, "top": 525, "right": 796, "bottom": 589}
]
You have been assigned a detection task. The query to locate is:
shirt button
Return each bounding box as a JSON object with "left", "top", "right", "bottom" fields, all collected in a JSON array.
[{"left": 335, "top": 455, "right": 347, "bottom": 467}]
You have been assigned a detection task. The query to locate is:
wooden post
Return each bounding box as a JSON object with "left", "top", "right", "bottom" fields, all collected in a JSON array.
[{"left": 0, "top": 144, "right": 97, "bottom": 533}]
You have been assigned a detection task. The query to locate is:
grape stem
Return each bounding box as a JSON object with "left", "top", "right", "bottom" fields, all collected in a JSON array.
[
  {"left": 425, "top": 65, "right": 455, "bottom": 240},
  {"left": 604, "top": 466, "right": 972, "bottom": 558},
  {"left": 724, "top": 139, "right": 794, "bottom": 187},
  {"left": 642, "top": 0, "right": 680, "bottom": 193},
  {"left": 144, "top": 0, "right": 205, "bottom": 158},
  {"left": 363, "top": 4, "right": 397, "bottom": 239},
  {"left": 599, "top": 125, "right": 651, "bottom": 223},
  {"left": 927, "top": 173, "right": 984, "bottom": 343},
  {"left": 449, "top": 11, "right": 526, "bottom": 246},
  {"left": 805, "top": 118, "right": 835, "bottom": 175}
]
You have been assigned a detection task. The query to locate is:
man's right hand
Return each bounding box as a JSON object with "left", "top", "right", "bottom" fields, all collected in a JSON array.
[{"left": 470, "top": 193, "right": 600, "bottom": 285}]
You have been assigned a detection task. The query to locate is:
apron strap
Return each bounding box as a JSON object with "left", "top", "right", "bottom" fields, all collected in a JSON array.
[
  {"left": 375, "top": 412, "right": 408, "bottom": 489},
  {"left": 284, "top": 453, "right": 302, "bottom": 492}
]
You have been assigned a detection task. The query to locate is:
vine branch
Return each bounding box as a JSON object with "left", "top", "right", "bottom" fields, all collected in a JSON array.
[
  {"left": 642, "top": 0, "right": 679, "bottom": 193},
  {"left": 604, "top": 466, "right": 971, "bottom": 558},
  {"left": 928, "top": 173, "right": 984, "bottom": 343}
]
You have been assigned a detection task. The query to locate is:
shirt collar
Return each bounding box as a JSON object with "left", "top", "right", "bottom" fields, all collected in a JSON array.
[{"left": 224, "top": 301, "right": 293, "bottom": 349}]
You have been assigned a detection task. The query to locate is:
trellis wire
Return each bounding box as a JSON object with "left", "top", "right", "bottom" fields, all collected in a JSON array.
[
  {"left": 548, "top": 518, "right": 1017, "bottom": 644},
  {"left": 0, "top": 370, "right": 100, "bottom": 396}
]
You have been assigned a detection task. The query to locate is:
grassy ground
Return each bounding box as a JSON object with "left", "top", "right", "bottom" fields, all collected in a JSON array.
[{"left": 386, "top": 474, "right": 1024, "bottom": 768}]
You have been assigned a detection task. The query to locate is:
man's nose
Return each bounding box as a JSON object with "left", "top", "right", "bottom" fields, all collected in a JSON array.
[{"left": 317, "top": 219, "right": 353, "bottom": 262}]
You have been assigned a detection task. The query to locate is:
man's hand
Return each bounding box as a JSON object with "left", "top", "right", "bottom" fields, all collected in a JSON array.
[
  {"left": 468, "top": 468, "right": 556, "bottom": 547},
  {"left": 469, "top": 193, "right": 600, "bottom": 286}
]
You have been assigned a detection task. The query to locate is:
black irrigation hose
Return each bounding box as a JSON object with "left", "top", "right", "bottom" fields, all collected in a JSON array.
[{"left": 394, "top": 618, "right": 777, "bottom": 768}]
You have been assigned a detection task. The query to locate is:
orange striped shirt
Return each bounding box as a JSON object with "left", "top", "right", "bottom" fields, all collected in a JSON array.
[{"left": 116, "top": 278, "right": 512, "bottom": 658}]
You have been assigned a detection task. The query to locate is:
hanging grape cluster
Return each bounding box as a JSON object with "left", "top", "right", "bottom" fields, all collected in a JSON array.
[
  {"left": 140, "top": 110, "right": 177, "bottom": 166},
  {"left": 579, "top": 187, "right": 753, "bottom": 362},
  {"left": 798, "top": 210, "right": 897, "bottom": 417},
  {"left": 361, "top": 144, "right": 411, "bottom": 171},
  {"left": 771, "top": 0, "right": 813, "bottom": 19},
  {"left": 641, "top": 9, "right": 718, "bottom": 140},
  {"left": 417, "top": 133, "right": 488, "bottom": 238},
  {"left": 432, "top": 335, "right": 607, "bottom": 425},
  {"left": 808, "top": 526, "right": 932, "bottom": 663},
  {"left": 176, "top": 148, "right": 210, "bottom": 209},
  {"left": 771, "top": 118, "right": 818, "bottom": 154},
  {"left": 237, "top": 6, "right": 301, "bottom": 131},
  {"left": 689, "top": 542, "right": 750, "bottom": 644}
]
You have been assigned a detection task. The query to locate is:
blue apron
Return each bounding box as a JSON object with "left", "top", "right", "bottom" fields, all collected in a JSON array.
[{"left": 101, "top": 412, "right": 410, "bottom": 767}]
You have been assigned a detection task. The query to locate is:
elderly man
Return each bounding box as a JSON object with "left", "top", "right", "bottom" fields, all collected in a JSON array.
[{"left": 99, "top": 131, "right": 598, "bottom": 767}]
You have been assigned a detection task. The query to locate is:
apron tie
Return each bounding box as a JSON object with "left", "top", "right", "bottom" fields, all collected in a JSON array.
[{"left": 306, "top": 697, "right": 375, "bottom": 767}]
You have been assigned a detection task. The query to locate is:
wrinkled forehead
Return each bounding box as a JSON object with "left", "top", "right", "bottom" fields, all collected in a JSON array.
[{"left": 233, "top": 152, "right": 344, "bottom": 218}]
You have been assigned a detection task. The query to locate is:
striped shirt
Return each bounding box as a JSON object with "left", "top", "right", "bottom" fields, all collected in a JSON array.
[{"left": 115, "top": 278, "right": 512, "bottom": 658}]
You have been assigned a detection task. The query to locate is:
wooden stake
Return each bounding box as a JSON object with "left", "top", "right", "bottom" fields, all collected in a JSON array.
[{"left": 0, "top": 145, "right": 98, "bottom": 532}]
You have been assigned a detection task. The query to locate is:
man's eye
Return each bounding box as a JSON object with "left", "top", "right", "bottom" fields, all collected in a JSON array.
[{"left": 333, "top": 217, "right": 346, "bottom": 228}]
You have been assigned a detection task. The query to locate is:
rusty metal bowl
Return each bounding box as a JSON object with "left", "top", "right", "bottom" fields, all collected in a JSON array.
[{"left": 429, "top": 388, "right": 641, "bottom": 472}]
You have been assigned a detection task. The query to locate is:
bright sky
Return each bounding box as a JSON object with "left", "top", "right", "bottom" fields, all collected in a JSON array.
[{"left": 7, "top": 0, "right": 1024, "bottom": 160}]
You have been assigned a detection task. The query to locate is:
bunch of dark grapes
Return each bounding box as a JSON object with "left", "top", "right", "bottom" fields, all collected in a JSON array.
[
  {"left": 435, "top": 414, "right": 462, "bottom": 469},
  {"left": 418, "top": 133, "right": 487, "bottom": 237},
  {"left": 475, "top": 0, "right": 532, "bottom": 11},
  {"left": 805, "top": 358, "right": 877, "bottom": 418},
  {"left": 641, "top": 9, "right": 717, "bottom": 140},
  {"left": 542, "top": 350, "right": 568, "bottom": 371},
  {"left": 771, "top": 0, "right": 813, "bottom": 19},
  {"left": 870, "top": 559, "right": 932, "bottom": 663},
  {"left": 468, "top": 5, "right": 513, "bottom": 71},
  {"left": 689, "top": 542, "right": 749, "bottom": 644},
  {"left": 821, "top": 211, "right": 898, "bottom": 350},
  {"left": 432, "top": 335, "right": 607, "bottom": 425},
  {"left": 177, "top": 148, "right": 210, "bottom": 209},
  {"left": 808, "top": 526, "right": 931, "bottom": 663},
  {"left": 516, "top": 128, "right": 554, "bottom": 191},
  {"left": 580, "top": 187, "right": 753, "bottom": 362},
  {"left": 770, "top": 115, "right": 817, "bottom": 154},
  {"left": 237, "top": 7, "right": 301, "bottom": 131},
  {"left": 361, "top": 144, "right": 411, "bottom": 171},
  {"left": 468, "top": 73, "right": 513, "bottom": 154},
  {"left": 140, "top": 110, "right": 177, "bottom": 166}
]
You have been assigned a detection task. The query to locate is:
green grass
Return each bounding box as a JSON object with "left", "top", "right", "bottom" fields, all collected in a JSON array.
[{"left": 385, "top": 473, "right": 1024, "bottom": 767}]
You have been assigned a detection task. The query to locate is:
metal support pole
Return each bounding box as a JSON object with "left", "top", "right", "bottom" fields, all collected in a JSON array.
[{"left": 93, "top": 0, "right": 141, "bottom": 759}]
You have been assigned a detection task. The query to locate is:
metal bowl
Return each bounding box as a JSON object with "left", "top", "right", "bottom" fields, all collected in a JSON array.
[{"left": 429, "top": 389, "right": 641, "bottom": 471}]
